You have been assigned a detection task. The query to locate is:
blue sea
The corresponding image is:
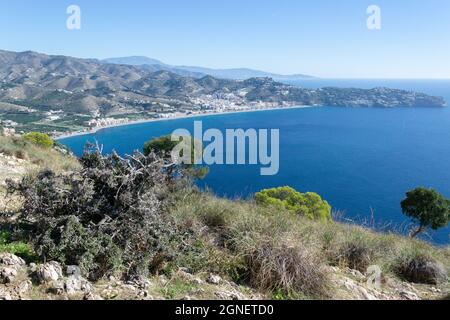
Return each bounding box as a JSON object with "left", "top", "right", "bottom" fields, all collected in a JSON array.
[{"left": 60, "top": 79, "right": 450, "bottom": 245}]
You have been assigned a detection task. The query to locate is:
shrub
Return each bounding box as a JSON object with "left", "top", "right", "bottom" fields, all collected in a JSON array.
[
  {"left": 255, "top": 186, "right": 332, "bottom": 222},
  {"left": 334, "top": 241, "right": 373, "bottom": 272},
  {"left": 0, "top": 231, "right": 36, "bottom": 262},
  {"left": 245, "top": 242, "right": 329, "bottom": 298},
  {"left": 7, "top": 146, "right": 187, "bottom": 280},
  {"left": 144, "top": 135, "right": 208, "bottom": 180},
  {"left": 394, "top": 250, "right": 447, "bottom": 285},
  {"left": 23, "top": 132, "right": 54, "bottom": 149},
  {"left": 198, "top": 199, "right": 237, "bottom": 229}
]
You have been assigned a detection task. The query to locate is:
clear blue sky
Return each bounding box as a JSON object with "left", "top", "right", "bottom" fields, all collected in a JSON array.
[{"left": 1, "top": 0, "right": 449, "bottom": 78}]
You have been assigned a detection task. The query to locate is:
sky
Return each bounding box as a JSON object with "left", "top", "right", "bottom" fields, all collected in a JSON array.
[{"left": 1, "top": 0, "right": 449, "bottom": 78}]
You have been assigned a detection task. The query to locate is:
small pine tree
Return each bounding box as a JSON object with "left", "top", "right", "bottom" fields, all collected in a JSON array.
[
  {"left": 401, "top": 187, "right": 450, "bottom": 238},
  {"left": 23, "top": 132, "right": 54, "bottom": 149},
  {"left": 255, "top": 186, "right": 332, "bottom": 222}
]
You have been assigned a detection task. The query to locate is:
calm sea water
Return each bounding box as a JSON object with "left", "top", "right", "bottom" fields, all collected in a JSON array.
[{"left": 60, "top": 79, "right": 450, "bottom": 244}]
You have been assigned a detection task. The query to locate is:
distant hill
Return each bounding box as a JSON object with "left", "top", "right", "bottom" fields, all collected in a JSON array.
[
  {"left": 104, "top": 56, "right": 165, "bottom": 66},
  {"left": 103, "top": 56, "right": 316, "bottom": 80},
  {"left": 0, "top": 49, "right": 445, "bottom": 124}
]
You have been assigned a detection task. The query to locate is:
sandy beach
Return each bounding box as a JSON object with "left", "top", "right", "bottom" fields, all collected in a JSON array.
[{"left": 55, "top": 105, "right": 316, "bottom": 140}]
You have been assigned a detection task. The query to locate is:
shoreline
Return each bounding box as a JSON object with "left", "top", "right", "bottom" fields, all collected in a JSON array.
[{"left": 56, "top": 105, "right": 316, "bottom": 140}]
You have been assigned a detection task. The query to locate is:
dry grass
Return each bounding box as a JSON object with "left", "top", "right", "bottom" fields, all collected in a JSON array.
[
  {"left": 169, "top": 191, "right": 450, "bottom": 298},
  {"left": 0, "top": 134, "right": 80, "bottom": 174},
  {"left": 246, "top": 242, "right": 330, "bottom": 298}
]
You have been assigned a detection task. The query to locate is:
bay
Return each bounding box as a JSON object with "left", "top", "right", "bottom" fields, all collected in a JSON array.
[{"left": 60, "top": 79, "right": 450, "bottom": 244}]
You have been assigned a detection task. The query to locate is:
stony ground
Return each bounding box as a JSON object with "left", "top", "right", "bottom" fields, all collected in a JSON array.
[
  {"left": 0, "top": 152, "right": 35, "bottom": 214},
  {"left": 0, "top": 252, "right": 447, "bottom": 301}
]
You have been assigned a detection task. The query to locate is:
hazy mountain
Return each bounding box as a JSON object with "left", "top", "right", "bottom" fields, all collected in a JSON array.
[
  {"left": 104, "top": 56, "right": 165, "bottom": 66},
  {"left": 103, "top": 56, "right": 316, "bottom": 80},
  {"left": 103, "top": 56, "right": 206, "bottom": 78},
  {"left": 175, "top": 66, "right": 315, "bottom": 81}
]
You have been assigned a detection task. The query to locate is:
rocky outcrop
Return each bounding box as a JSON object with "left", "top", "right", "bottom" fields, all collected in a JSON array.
[
  {"left": 36, "top": 262, "right": 63, "bottom": 283},
  {"left": 0, "top": 253, "right": 26, "bottom": 267},
  {"left": 0, "top": 267, "right": 18, "bottom": 284}
]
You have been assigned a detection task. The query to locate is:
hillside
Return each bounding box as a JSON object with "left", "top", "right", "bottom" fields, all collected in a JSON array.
[
  {"left": 0, "top": 133, "right": 448, "bottom": 301},
  {"left": 0, "top": 49, "right": 446, "bottom": 134}
]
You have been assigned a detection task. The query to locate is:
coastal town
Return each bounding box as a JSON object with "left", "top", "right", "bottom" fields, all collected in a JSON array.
[{"left": 1, "top": 91, "right": 300, "bottom": 138}]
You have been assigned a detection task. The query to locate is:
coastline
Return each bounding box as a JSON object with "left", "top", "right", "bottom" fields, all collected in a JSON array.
[{"left": 56, "top": 105, "right": 316, "bottom": 140}]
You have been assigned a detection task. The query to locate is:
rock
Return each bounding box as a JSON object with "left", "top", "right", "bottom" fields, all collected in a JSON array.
[
  {"left": 138, "top": 290, "right": 149, "bottom": 298},
  {"left": 128, "top": 276, "right": 151, "bottom": 291},
  {"left": 29, "top": 263, "right": 38, "bottom": 273},
  {"left": 207, "top": 274, "right": 222, "bottom": 285},
  {"left": 84, "top": 292, "right": 104, "bottom": 301},
  {"left": 178, "top": 270, "right": 204, "bottom": 285},
  {"left": 215, "top": 290, "right": 244, "bottom": 300},
  {"left": 179, "top": 267, "right": 193, "bottom": 274},
  {"left": 66, "top": 265, "right": 81, "bottom": 277},
  {"left": 0, "top": 288, "right": 12, "bottom": 300},
  {"left": 48, "top": 281, "right": 65, "bottom": 295},
  {"left": 65, "top": 275, "right": 92, "bottom": 295},
  {"left": 400, "top": 290, "right": 420, "bottom": 300},
  {"left": 339, "top": 278, "right": 378, "bottom": 300},
  {"left": 159, "top": 275, "right": 168, "bottom": 285},
  {"left": 430, "top": 287, "right": 441, "bottom": 293},
  {"left": 347, "top": 268, "right": 365, "bottom": 281},
  {"left": 122, "top": 284, "right": 137, "bottom": 291},
  {"left": 36, "top": 262, "right": 63, "bottom": 283},
  {"left": 0, "top": 267, "right": 18, "bottom": 284},
  {"left": 0, "top": 253, "right": 26, "bottom": 267},
  {"left": 101, "top": 287, "right": 119, "bottom": 300},
  {"left": 192, "top": 278, "right": 204, "bottom": 285},
  {"left": 16, "top": 280, "right": 32, "bottom": 295},
  {"left": 356, "top": 286, "right": 377, "bottom": 300}
]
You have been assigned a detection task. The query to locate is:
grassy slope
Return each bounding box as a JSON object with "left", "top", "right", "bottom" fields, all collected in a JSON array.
[
  {"left": 0, "top": 134, "right": 80, "bottom": 174},
  {"left": 0, "top": 134, "right": 80, "bottom": 212},
  {"left": 0, "top": 136, "right": 448, "bottom": 300},
  {"left": 169, "top": 190, "right": 450, "bottom": 299}
]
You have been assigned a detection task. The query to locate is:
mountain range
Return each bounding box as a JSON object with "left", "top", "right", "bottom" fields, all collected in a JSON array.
[
  {"left": 0, "top": 49, "right": 446, "bottom": 134},
  {"left": 102, "top": 56, "right": 316, "bottom": 80}
]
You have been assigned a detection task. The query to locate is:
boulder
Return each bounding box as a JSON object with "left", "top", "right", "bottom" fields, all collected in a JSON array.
[
  {"left": 65, "top": 265, "right": 81, "bottom": 277},
  {"left": 36, "top": 261, "right": 63, "bottom": 283},
  {"left": 0, "top": 253, "right": 26, "bottom": 267},
  {"left": 0, "top": 267, "right": 18, "bottom": 284},
  {"left": 207, "top": 274, "right": 222, "bottom": 285},
  {"left": 65, "top": 275, "right": 92, "bottom": 296}
]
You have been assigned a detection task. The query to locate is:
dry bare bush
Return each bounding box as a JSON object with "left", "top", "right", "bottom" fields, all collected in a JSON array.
[
  {"left": 246, "top": 242, "right": 330, "bottom": 298},
  {"left": 333, "top": 241, "right": 373, "bottom": 272},
  {"left": 394, "top": 251, "right": 447, "bottom": 285},
  {"left": 6, "top": 145, "right": 188, "bottom": 280}
]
